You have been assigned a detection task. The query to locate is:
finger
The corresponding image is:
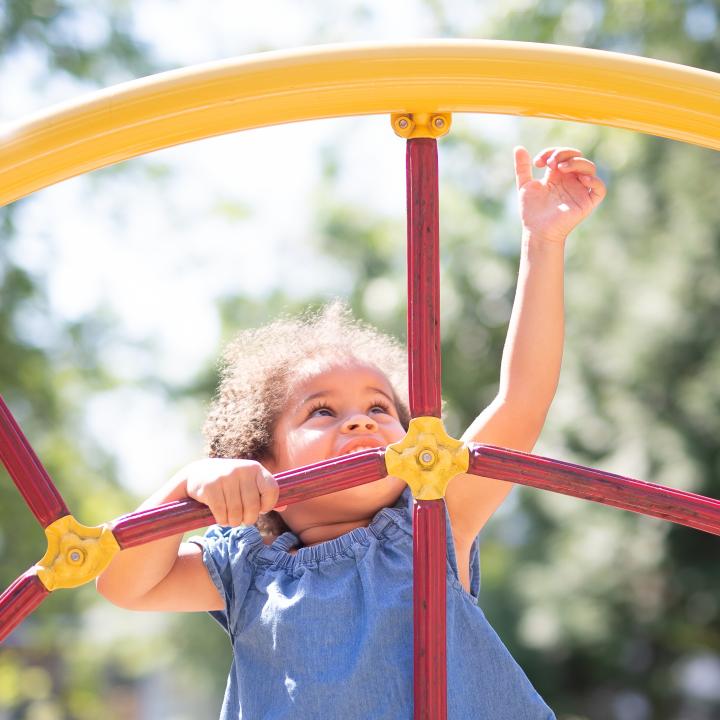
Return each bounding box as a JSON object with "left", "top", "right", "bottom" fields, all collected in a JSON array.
[
  {"left": 256, "top": 467, "right": 284, "bottom": 515},
  {"left": 578, "top": 173, "right": 607, "bottom": 204},
  {"left": 549, "top": 148, "right": 585, "bottom": 167},
  {"left": 556, "top": 157, "right": 596, "bottom": 175},
  {"left": 237, "top": 467, "right": 262, "bottom": 526},
  {"left": 204, "top": 484, "right": 229, "bottom": 526},
  {"left": 534, "top": 147, "right": 582, "bottom": 168},
  {"left": 222, "top": 470, "right": 245, "bottom": 526},
  {"left": 514, "top": 146, "right": 533, "bottom": 189}
]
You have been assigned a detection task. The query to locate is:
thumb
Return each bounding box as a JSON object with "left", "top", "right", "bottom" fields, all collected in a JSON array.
[
  {"left": 256, "top": 466, "right": 287, "bottom": 514},
  {"left": 513, "top": 146, "right": 533, "bottom": 190}
]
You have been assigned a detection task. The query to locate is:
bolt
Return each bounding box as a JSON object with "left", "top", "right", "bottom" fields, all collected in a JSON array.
[
  {"left": 398, "top": 118, "right": 409, "bottom": 129},
  {"left": 417, "top": 449, "right": 437, "bottom": 469},
  {"left": 68, "top": 548, "right": 84, "bottom": 564},
  {"left": 433, "top": 116, "right": 445, "bottom": 128}
]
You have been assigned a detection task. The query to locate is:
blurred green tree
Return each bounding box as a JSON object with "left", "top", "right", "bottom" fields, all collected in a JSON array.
[{"left": 0, "top": 3, "right": 181, "bottom": 719}]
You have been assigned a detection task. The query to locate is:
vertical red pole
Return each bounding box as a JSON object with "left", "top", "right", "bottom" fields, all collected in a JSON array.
[
  {"left": 413, "top": 500, "right": 447, "bottom": 720},
  {"left": 407, "top": 138, "right": 442, "bottom": 419},
  {"left": 0, "top": 396, "right": 70, "bottom": 527},
  {"left": 406, "top": 137, "right": 447, "bottom": 720}
]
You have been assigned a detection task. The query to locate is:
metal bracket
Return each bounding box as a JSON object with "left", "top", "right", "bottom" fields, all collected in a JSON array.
[
  {"left": 385, "top": 416, "right": 469, "bottom": 500},
  {"left": 35, "top": 515, "right": 120, "bottom": 591},
  {"left": 391, "top": 112, "right": 452, "bottom": 139}
]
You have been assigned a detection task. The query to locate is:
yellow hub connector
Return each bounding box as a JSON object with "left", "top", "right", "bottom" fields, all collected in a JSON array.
[
  {"left": 385, "top": 417, "right": 469, "bottom": 500},
  {"left": 35, "top": 515, "right": 120, "bottom": 591},
  {"left": 391, "top": 112, "right": 452, "bottom": 139}
]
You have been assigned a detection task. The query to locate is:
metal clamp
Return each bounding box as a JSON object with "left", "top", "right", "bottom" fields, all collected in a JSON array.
[
  {"left": 391, "top": 112, "right": 452, "bottom": 139},
  {"left": 385, "top": 416, "right": 469, "bottom": 500},
  {"left": 35, "top": 515, "right": 120, "bottom": 591}
]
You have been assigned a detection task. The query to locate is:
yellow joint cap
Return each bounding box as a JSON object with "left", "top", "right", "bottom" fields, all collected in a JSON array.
[
  {"left": 385, "top": 416, "right": 469, "bottom": 500},
  {"left": 391, "top": 112, "right": 452, "bottom": 139},
  {"left": 35, "top": 515, "right": 120, "bottom": 591}
]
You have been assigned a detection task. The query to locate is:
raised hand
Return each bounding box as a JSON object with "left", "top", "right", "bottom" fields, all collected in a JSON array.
[{"left": 514, "top": 146, "right": 606, "bottom": 244}]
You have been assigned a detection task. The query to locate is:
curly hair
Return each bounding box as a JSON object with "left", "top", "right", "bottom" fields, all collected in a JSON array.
[{"left": 203, "top": 301, "right": 411, "bottom": 540}]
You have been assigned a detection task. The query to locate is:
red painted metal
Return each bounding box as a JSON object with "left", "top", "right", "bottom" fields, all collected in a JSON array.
[
  {"left": 413, "top": 499, "right": 447, "bottom": 720},
  {"left": 406, "top": 137, "right": 447, "bottom": 719},
  {"left": 406, "top": 138, "right": 442, "bottom": 419},
  {"left": 112, "top": 448, "right": 388, "bottom": 548},
  {"left": 468, "top": 444, "right": 720, "bottom": 535},
  {"left": 0, "top": 570, "right": 49, "bottom": 643},
  {"left": 0, "top": 395, "right": 70, "bottom": 528},
  {"left": 111, "top": 499, "right": 214, "bottom": 549}
]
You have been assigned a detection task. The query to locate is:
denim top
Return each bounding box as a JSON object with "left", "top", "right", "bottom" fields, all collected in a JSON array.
[{"left": 191, "top": 486, "right": 555, "bottom": 719}]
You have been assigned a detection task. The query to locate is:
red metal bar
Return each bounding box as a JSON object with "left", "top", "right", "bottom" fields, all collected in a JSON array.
[
  {"left": 406, "top": 137, "right": 446, "bottom": 719},
  {"left": 112, "top": 448, "right": 388, "bottom": 548},
  {"left": 406, "top": 138, "right": 442, "bottom": 418},
  {"left": 413, "top": 499, "right": 447, "bottom": 720},
  {"left": 0, "top": 395, "right": 70, "bottom": 528},
  {"left": 0, "top": 569, "right": 49, "bottom": 643},
  {"left": 468, "top": 444, "right": 720, "bottom": 535}
]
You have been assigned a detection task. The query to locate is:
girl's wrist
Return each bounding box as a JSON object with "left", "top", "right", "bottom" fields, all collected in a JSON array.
[
  {"left": 137, "top": 468, "right": 191, "bottom": 511},
  {"left": 522, "top": 228, "right": 567, "bottom": 247}
]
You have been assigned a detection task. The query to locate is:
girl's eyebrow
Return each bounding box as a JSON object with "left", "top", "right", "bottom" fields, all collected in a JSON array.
[
  {"left": 369, "top": 387, "right": 396, "bottom": 404},
  {"left": 297, "top": 386, "right": 395, "bottom": 409},
  {"left": 296, "top": 391, "right": 329, "bottom": 411}
]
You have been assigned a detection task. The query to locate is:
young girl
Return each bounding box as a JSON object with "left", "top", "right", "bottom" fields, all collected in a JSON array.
[{"left": 97, "top": 146, "right": 605, "bottom": 718}]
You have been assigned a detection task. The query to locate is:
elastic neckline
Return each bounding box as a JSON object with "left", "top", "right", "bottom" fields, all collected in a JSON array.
[{"left": 254, "top": 486, "right": 412, "bottom": 569}]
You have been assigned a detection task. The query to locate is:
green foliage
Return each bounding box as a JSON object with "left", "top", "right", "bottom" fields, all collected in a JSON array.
[
  {"left": 0, "top": 0, "right": 154, "bottom": 82},
  {"left": 0, "top": 3, "right": 174, "bottom": 719}
]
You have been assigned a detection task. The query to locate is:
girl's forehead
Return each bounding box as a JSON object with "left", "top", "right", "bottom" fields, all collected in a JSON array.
[{"left": 290, "top": 357, "right": 394, "bottom": 396}]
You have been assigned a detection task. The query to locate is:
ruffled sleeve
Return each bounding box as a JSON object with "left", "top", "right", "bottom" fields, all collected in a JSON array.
[{"left": 188, "top": 524, "right": 262, "bottom": 635}]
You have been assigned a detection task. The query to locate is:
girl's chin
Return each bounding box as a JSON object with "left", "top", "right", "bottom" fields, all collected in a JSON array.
[{"left": 284, "top": 478, "right": 405, "bottom": 520}]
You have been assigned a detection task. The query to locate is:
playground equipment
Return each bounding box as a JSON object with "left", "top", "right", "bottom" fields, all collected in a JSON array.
[{"left": 1, "top": 41, "right": 719, "bottom": 720}]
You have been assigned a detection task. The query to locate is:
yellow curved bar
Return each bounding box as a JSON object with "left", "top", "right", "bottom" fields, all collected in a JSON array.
[{"left": 1, "top": 40, "right": 719, "bottom": 206}]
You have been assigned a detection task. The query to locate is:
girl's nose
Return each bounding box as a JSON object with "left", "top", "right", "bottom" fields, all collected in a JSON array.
[{"left": 342, "top": 413, "right": 378, "bottom": 433}]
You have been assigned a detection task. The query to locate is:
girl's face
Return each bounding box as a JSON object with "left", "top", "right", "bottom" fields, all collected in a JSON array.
[{"left": 266, "top": 359, "right": 408, "bottom": 539}]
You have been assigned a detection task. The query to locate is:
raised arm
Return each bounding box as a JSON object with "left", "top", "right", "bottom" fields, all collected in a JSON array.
[{"left": 446, "top": 146, "right": 606, "bottom": 542}]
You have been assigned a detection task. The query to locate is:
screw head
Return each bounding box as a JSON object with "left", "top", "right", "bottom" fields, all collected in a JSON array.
[
  {"left": 417, "top": 449, "right": 437, "bottom": 468},
  {"left": 433, "top": 116, "right": 445, "bottom": 128},
  {"left": 68, "top": 548, "right": 85, "bottom": 565},
  {"left": 398, "top": 118, "right": 409, "bottom": 129}
]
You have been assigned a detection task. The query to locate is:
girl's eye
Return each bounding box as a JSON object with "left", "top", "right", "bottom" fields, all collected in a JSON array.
[
  {"left": 308, "top": 404, "right": 333, "bottom": 418},
  {"left": 306, "top": 399, "right": 393, "bottom": 419},
  {"left": 370, "top": 401, "right": 391, "bottom": 414}
]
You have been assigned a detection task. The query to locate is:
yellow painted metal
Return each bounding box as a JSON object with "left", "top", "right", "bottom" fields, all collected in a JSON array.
[
  {"left": 0, "top": 41, "right": 719, "bottom": 206},
  {"left": 391, "top": 112, "right": 452, "bottom": 139},
  {"left": 385, "top": 417, "right": 469, "bottom": 500},
  {"left": 35, "top": 515, "right": 120, "bottom": 591}
]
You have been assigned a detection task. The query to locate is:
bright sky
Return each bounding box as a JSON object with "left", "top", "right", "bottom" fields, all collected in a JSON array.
[{"left": 2, "top": 1, "right": 516, "bottom": 495}]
